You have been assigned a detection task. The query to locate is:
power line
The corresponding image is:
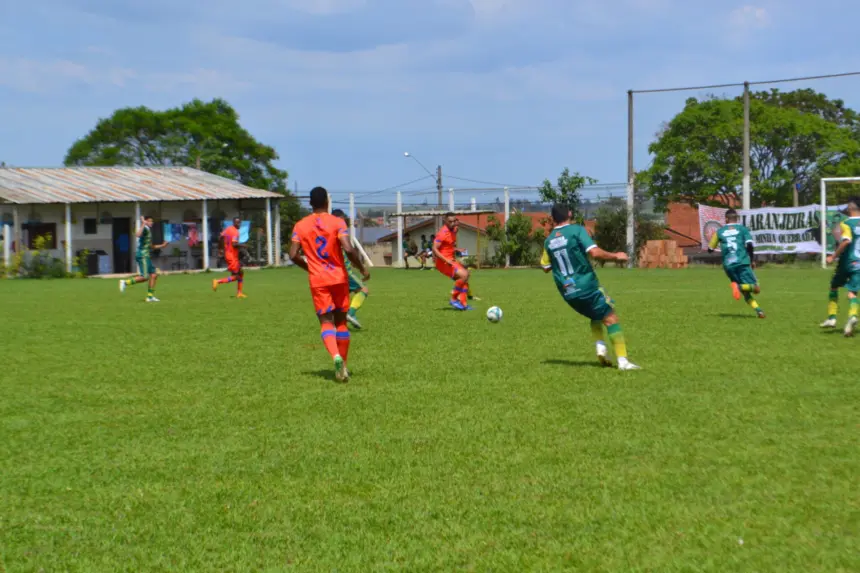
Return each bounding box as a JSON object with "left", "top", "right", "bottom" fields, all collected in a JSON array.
[
  {"left": 445, "top": 174, "right": 533, "bottom": 188},
  {"left": 631, "top": 70, "right": 860, "bottom": 94},
  {"left": 352, "top": 175, "right": 434, "bottom": 199}
]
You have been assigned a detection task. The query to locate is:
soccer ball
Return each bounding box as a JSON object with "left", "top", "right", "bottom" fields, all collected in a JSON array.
[{"left": 486, "top": 306, "right": 503, "bottom": 323}]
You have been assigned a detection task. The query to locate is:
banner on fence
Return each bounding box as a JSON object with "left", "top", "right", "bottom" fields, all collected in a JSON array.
[{"left": 698, "top": 203, "right": 847, "bottom": 254}]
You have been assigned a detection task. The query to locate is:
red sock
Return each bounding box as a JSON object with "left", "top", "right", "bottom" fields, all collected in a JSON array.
[
  {"left": 237, "top": 275, "right": 243, "bottom": 293},
  {"left": 335, "top": 322, "right": 350, "bottom": 363},
  {"left": 454, "top": 279, "right": 469, "bottom": 305},
  {"left": 320, "top": 323, "right": 339, "bottom": 358},
  {"left": 217, "top": 276, "right": 233, "bottom": 284}
]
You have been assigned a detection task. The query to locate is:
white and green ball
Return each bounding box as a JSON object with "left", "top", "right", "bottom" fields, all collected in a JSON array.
[{"left": 486, "top": 306, "right": 503, "bottom": 323}]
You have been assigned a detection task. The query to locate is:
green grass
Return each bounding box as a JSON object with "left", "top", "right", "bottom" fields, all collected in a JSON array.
[{"left": 1, "top": 266, "right": 858, "bottom": 572}]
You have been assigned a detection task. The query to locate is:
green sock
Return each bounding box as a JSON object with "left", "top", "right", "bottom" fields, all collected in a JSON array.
[
  {"left": 147, "top": 289, "right": 154, "bottom": 298},
  {"left": 606, "top": 323, "right": 627, "bottom": 358},
  {"left": 125, "top": 278, "right": 135, "bottom": 286},
  {"left": 348, "top": 307, "right": 357, "bottom": 317}
]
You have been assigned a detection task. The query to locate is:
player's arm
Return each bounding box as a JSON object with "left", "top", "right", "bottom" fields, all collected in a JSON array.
[
  {"left": 135, "top": 216, "right": 146, "bottom": 237},
  {"left": 540, "top": 249, "right": 552, "bottom": 273},
  {"left": 587, "top": 245, "right": 629, "bottom": 262},
  {"left": 339, "top": 234, "right": 369, "bottom": 280},
  {"left": 707, "top": 232, "right": 719, "bottom": 253},
  {"left": 827, "top": 223, "right": 852, "bottom": 264},
  {"left": 288, "top": 235, "right": 309, "bottom": 272}
]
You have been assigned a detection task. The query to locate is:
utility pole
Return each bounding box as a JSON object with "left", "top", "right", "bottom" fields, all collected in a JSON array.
[{"left": 436, "top": 165, "right": 443, "bottom": 228}]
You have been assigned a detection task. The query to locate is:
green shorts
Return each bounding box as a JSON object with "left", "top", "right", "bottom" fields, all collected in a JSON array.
[
  {"left": 347, "top": 272, "right": 364, "bottom": 292},
  {"left": 830, "top": 266, "right": 860, "bottom": 293},
  {"left": 724, "top": 264, "right": 757, "bottom": 286},
  {"left": 136, "top": 256, "right": 155, "bottom": 278},
  {"left": 564, "top": 287, "right": 614, "bottom": 321}
]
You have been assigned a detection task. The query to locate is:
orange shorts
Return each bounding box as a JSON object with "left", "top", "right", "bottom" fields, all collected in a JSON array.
[
  {"left": 226, "top": 257, "right": 241, "bottom": 274},
  {"left": 310, "top": 283, "right": 350, "bottom": 315},
  {"left": 435, "top": 260, "right": 464, "bottom": 279}
]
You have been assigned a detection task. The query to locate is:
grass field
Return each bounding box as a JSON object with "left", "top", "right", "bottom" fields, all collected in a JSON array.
[{"left": 1, "top": 266, "right": 858, "bottom": 572}]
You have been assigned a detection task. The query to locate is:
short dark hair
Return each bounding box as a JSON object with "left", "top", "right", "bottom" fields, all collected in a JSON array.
[
  {"left": 309, "top": 186, "right": 328, "bottom": 209},
  {"left": 331, "top": 209, "right": 346, "bottom": 218},
  {"left": 847, "top": 196, "right": 860, "bottom": 211},
  {"left": 444, "top": 212, "right": 455, "bottom": 219},
  {"left": 550, "top": 204, "right": 570, "bottom": 224},
  {"left": 143, "top": 215, "right": 154, "bottom": 221},
  {"left": 725, "top": 208, "right": 739, "bottom": 221}
]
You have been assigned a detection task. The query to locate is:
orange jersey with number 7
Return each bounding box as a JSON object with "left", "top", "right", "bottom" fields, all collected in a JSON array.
[{"left": 292, "top": 213, "right": 349, "bottom": 287}]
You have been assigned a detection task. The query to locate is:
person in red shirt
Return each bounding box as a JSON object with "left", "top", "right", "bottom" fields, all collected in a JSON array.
[
  {"left": 290, "top": 187, "right": 370, "bottom": 382},
  {"left": 433, "top": 212, "right": 472, "bottom": 310},
  {"left": 212, "top": 217, "right": 247, "bottom": 298}
]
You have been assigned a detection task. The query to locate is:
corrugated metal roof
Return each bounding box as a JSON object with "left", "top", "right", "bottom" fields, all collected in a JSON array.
[{"left": 0, "top": 167, "right": 284, "bottom": 204}]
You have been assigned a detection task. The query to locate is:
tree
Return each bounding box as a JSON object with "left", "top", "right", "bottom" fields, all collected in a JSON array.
[
  {"left": 640, "top": 90, "right": 860, "bottom": 209},
  {"left": 65, "top": 98, "right": 292, "bottom": 192},
  {"left": 538, "top": 168, "right": 596, "bottom": 221},
  {"left": 485, "top": 210, "right": 546, "bottom": 266},
  {"left": 592, "top": 198, "right": 665, "bottom": 265}
]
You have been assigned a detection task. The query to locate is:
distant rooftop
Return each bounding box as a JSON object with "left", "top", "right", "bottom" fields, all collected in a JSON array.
[{"left": 0, "top": 166, "right": 283, "bottom": 204}]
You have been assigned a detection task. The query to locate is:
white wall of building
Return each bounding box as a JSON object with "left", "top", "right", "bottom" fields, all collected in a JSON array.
[{"left": 0, "top": 199, "right": 271, "bottom": 274}]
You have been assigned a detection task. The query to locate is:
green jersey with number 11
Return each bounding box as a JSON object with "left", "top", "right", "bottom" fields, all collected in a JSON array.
[{"left": 540, "top": 224, "right": 599, "bottom": 298}]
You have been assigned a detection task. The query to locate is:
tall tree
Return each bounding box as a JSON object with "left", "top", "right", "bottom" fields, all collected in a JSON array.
[
  {"left": 538, "top": 168, "right": 596, "bottom": 220},
  {"left": 65, "top": 98, "right": 304, "bottom": 245},
  {"left": 640, "top": 91, "right": 860, "bottom": 209}
]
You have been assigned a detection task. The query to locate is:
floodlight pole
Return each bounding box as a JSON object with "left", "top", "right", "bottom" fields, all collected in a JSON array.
[
  {"left": 448, "top": 188, "right": 455, "bottom": 211},
  {"left": 626, "top": 90, "right": 635, "bottom": 267},
  {"left": 396, "top": 191, "right": 403, "bottom": 268},
  {"left": 504, "top": 187, "right": 510, "bottom": 268},
  {"left": 743, "top": 81, "right": 751, "bottom": 211},
  {"left": 349, "top": 193, "right": 356, "bottom": 238}
]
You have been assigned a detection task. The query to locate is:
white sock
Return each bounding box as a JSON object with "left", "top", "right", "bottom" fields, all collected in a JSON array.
[{"left": 596, "top": 341, "right": 607, "bottom": 355}]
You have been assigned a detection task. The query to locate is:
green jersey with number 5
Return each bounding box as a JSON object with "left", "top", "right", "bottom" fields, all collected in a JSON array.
[
  {"left": 540, "top": 224, "right": 599, "bottom": 298},
  {"left": 709, "top": 223, "right": 752, "bottom": 268}
]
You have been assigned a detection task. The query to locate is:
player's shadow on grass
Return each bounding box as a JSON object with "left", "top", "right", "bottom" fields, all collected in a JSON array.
[
  {"left": 712, "top": 313, "right": 756, "bottom": 319},
  {"left": 542, "top": 359, "right": 605, "bottom": 369},
  {"left": 303, "top": 369, "right": 358, "bottom": 382}
]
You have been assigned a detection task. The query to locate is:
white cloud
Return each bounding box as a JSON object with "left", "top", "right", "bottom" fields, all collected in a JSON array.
[{"left": 730, "top": 5, "right": 770, "bottom": 28}]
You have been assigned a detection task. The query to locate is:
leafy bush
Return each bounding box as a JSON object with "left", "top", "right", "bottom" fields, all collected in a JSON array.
[
  {"left": 485, "top": 210, "right": 547, "bottom": 267},
  {"left": 592, "top": 199, "right": 666, "bottom": 264}
]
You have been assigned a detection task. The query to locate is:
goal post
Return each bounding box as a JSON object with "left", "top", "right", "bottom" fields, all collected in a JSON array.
[{"left": 820, "top": 176, "right": 860, "bottom": 268}]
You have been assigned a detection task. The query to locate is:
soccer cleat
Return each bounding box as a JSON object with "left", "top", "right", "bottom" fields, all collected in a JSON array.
[
  {"left": 844, "top": 316, "right": 858, "bottom": 337},
  {"left": 618, "top": 360, "right": 641, "bottom": 371},
  {"left": 756, "top": 309, "right": 766, "bottom": 319},
  {"left": 334, "top": 355, "right": 349, "bottom": 382},
  {"left": 820, "top": 318, "right": 838, "bottom": 328},
  {"left": 145, "top": 296, "right": 160, "bottom": 303},
  {"left": 119, "top": 279, "right": 126, "bottom": 293},
  {"left": 463, "top": 305, "right": 474, "bottom": 311},
  {"left": 236, "top": 293, "right": 247, "bottom": 299},
  {"left": 596, "top": 345, "right": 612, "bottom": 367},
  {"left": 449, "top": 299, "right": 466, "bottom": 311},
  {"left": 468, "top": 295, "right": 482, "bottom": 302},
  {"left": 731, "top": 282, "right": 741, "bottom": 301},
  {"left": 346, "top": 314, "right": 363, "bottom": 329},
  {"left": 212, "top": 279, "right": 219, "bottom": 291}
]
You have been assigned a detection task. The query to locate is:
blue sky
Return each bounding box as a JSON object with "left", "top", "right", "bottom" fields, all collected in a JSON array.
[{"left": 2, "top": 0, "right": 859, "bottom": 204}]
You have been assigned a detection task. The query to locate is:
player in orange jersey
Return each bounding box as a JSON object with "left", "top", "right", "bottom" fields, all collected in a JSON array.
[
  {"left": 212, "top": 217, "right": 247, "bottom": 298},
  {"left": 433, "top": 212, "right": 472, "bottom": 311},
  {"left": 290, "top": 187, "right": 370, "bottom": 381}
]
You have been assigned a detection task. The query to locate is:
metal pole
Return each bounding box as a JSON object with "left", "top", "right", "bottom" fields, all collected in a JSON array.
[
  {"left": 349, "top": 193, "right": 356, "bottom": 238},
  {"left": 134, "top": 202, "right": 141, "bottom": 262},
  {"left": 743, "top": 81, "right": 751, "bottom": 211},
  {"left": 436, "top": 165, "right": 443, "bottom": 229},
  {"left": 821, "top": 179, "right": 827, "bottom": 269},
  {"left": 202, "top": 198, "right": 209, "bottom": 270},
  {"left": 471, "top": 197, "right": 477, "bottom": 211},
  {"left": 273, "top": 199, "right": 282, "bottom": 266},
  {"left": 265, "top": 197, "right": 273, "bottom": 266},
  {"left": 64, "top": 203, "right": 72, "bottom": 273},
  {"left": 448, "top": 188, "right": 455, "bottom": 211},
  {"left": 504, "top": 187, "right": 510, "bottom": 268},
  {"left": 3, "top": 223, "right": 10, "bottom": 272},
  {"left": 626, "top": 89, "right": 635, "bottom": 268},
  {"left": 396, "top": 191, "right": 404, "bottom": 268},
  {"left": 12, "top": 206, "right": 20, "bottom": 255}
]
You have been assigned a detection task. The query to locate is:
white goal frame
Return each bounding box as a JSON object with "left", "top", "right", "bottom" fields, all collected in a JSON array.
[{"left": 820, "top": 177, "right": 860, "bottom": 268}]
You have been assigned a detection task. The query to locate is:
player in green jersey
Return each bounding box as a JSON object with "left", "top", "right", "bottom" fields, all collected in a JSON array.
[
  {"left": 119, "top": 215, "right": 170, "bottom": 302},
  {"left": 707, "top": 208, "right": 765, "bottom": 318},
  {"left": 333, "top": 210, "right": 370, "bottom": 329},
  {"left": 821, "top": 197, "right": 860, "bottom": 336},
  {"left": 539, "top": 204, "right": 639, "bottom": 370}
]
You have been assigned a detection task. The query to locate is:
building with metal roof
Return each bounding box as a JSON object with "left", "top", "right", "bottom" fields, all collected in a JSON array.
[{"left": 0, "top": 167, "right": 285, "bottom": 276}]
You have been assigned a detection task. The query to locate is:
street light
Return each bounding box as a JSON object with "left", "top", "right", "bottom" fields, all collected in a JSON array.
[{"left": 403, "top": 151, "right": 434, "bottom": 178}]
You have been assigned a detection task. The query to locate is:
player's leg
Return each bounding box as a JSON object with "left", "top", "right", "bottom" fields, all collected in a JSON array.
[
  {"left": 843, "top": 272, "right": 859, "bottom": 336},
  {"left": 436, "top": 259, "right": 465, "bottom": 309},
  {"left": 739, "top": 266, "right": 764, "bottom": 318},
  {"left": 235, "top": 267, "right": 246, "bottom": 298},
  {"left": 332, "top": 284, "right": 352, "bottom": 380},
  {"left": 588, "top": 289, "right": 637, "bottom": 370},
  {"left": 144, "top": 259, "right": 159, "bottom": 301},
  {"left": 725, "top": 266, "right": 741, "bottom": 300},
  {"left": 347, "top": 277, "right": 368, "bottom": 329},
  {"left": 822, "top": 272, "right": 845, "bottom": 328},
  {"left": 452, "top": 264, "right": 471, "bottom": 309},
  {"left": 120, "top": 259, "right": 149, "bottom": 293}
]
